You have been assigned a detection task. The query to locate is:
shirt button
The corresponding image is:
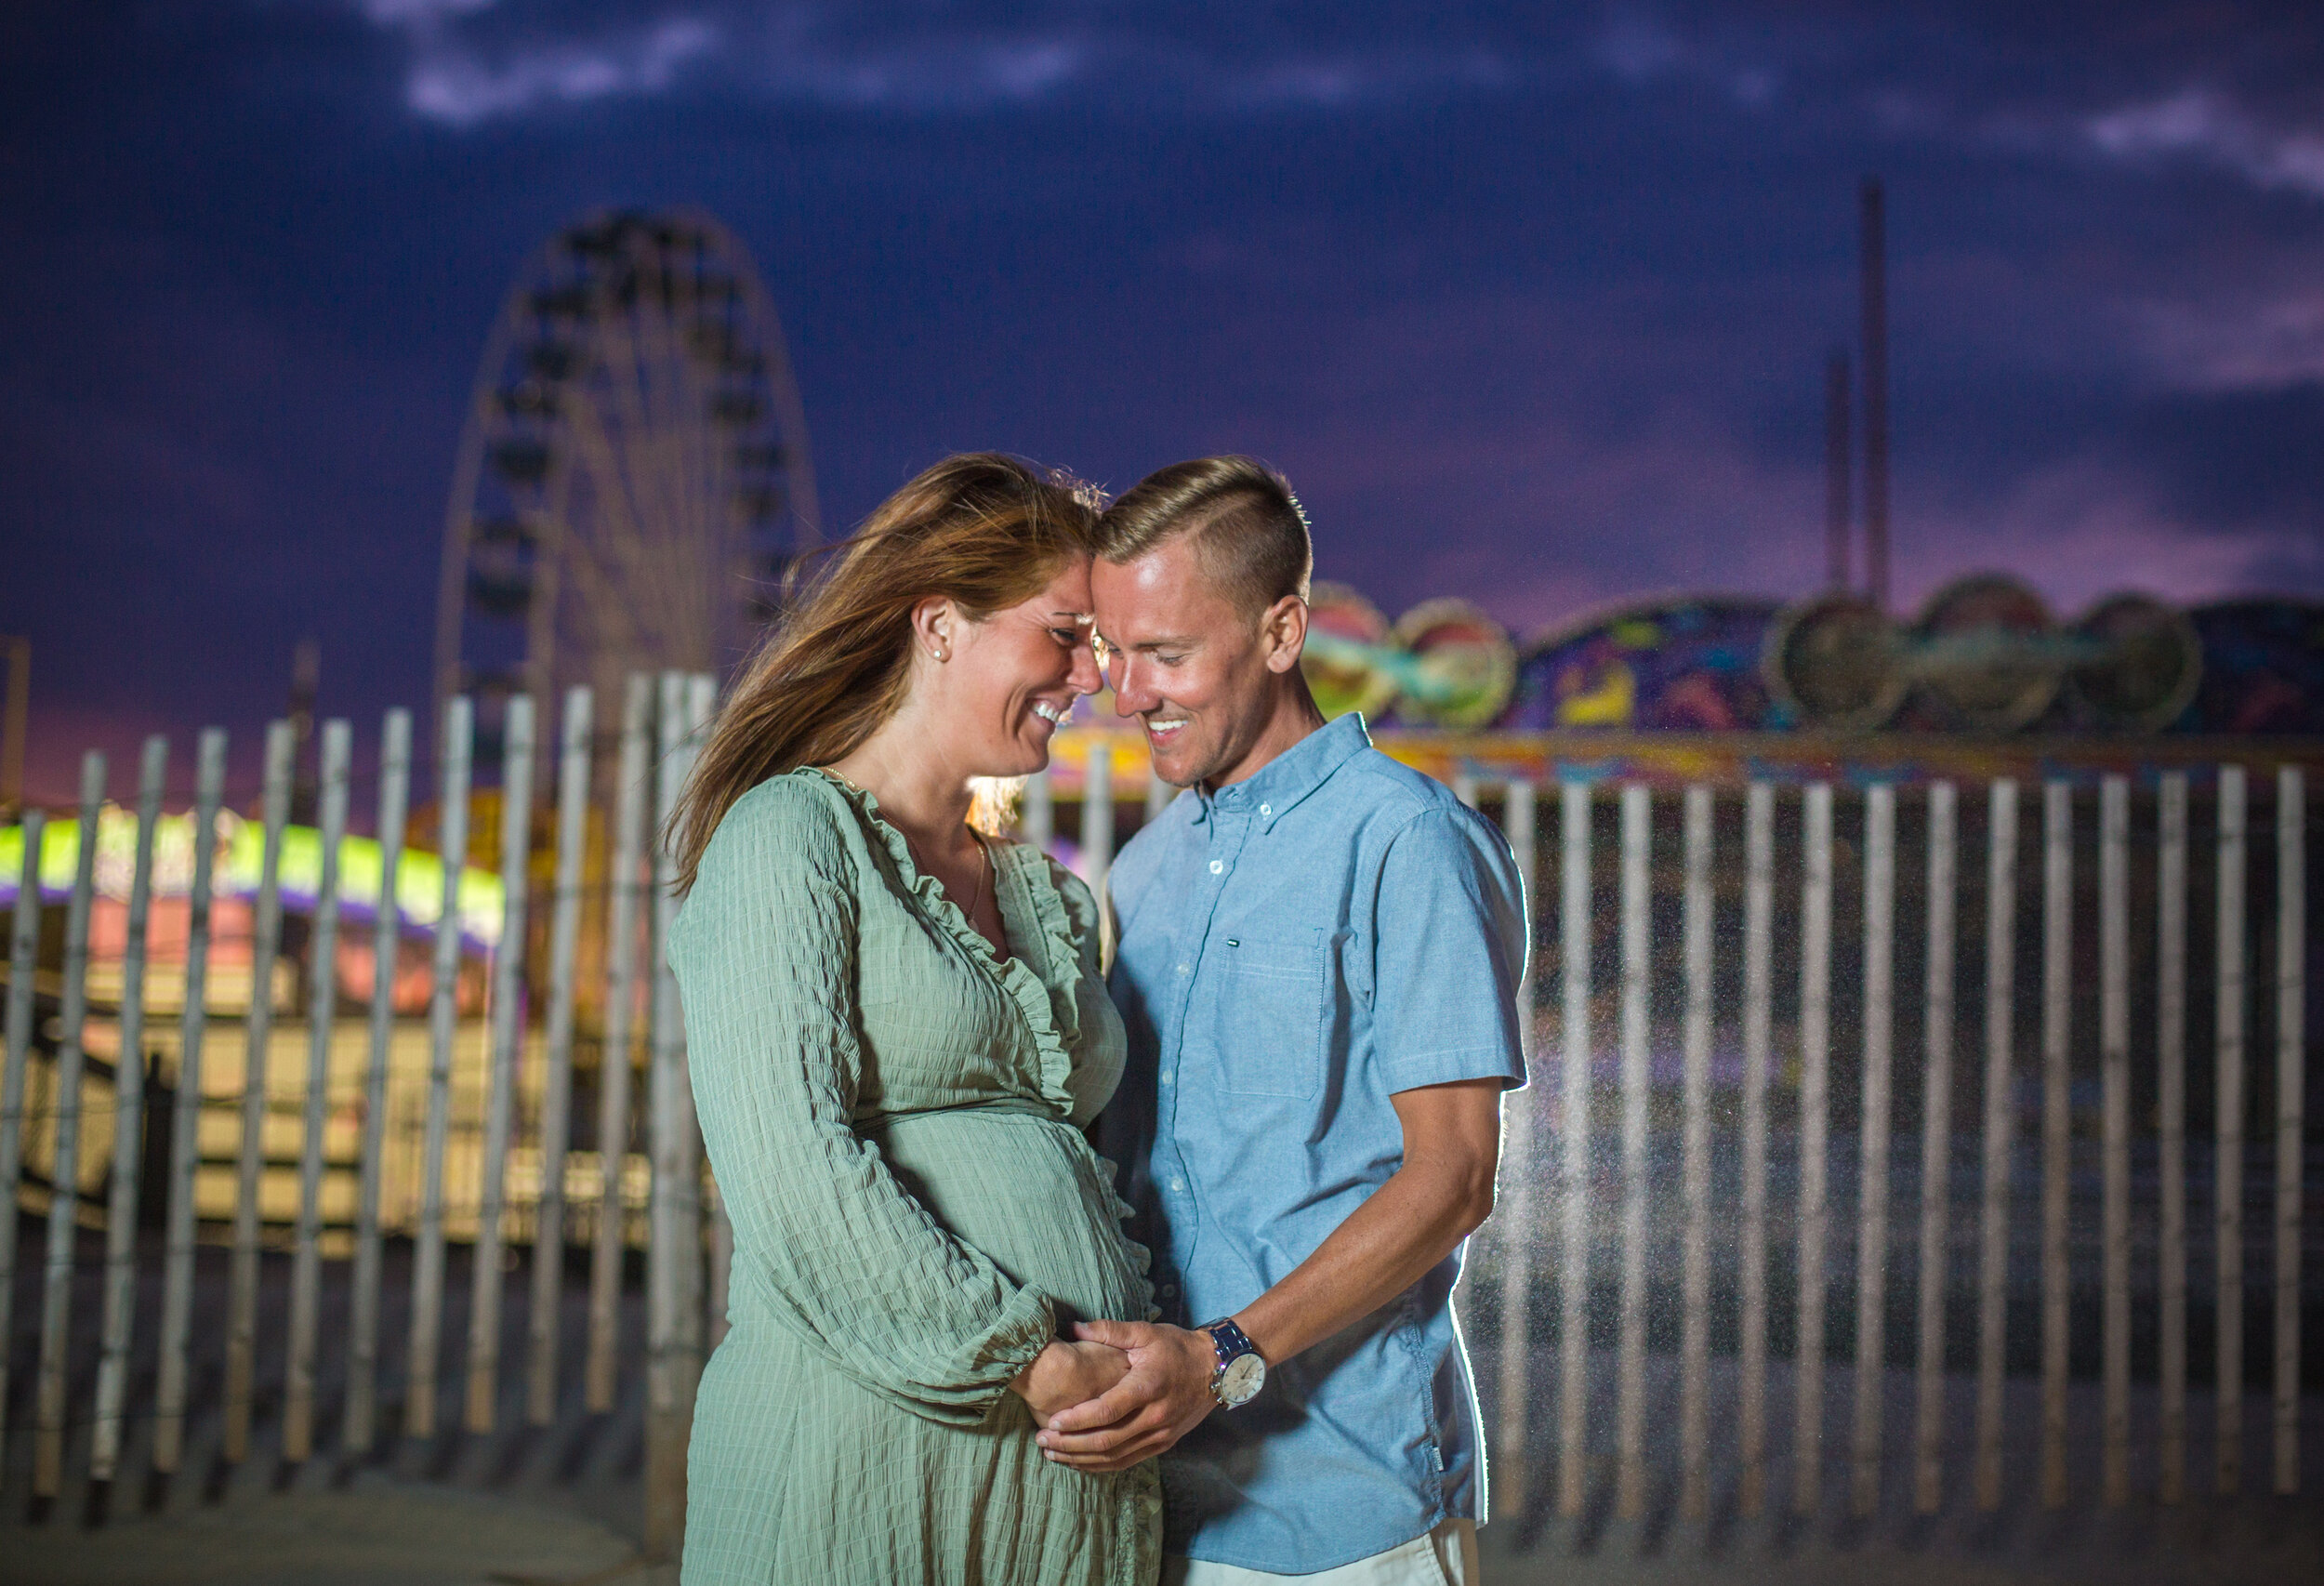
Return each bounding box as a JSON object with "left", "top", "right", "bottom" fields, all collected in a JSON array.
[
  {"left": 1177, "top": 962, "right": 1190, "bottom": 975},
  {"left": 1208, "top": 859, "right": 1222, "bottom": 875},
  {"left": 1259, "top": 803, "right": 1270, "bottom": 816},
  {"left": 1159, "top": 1284, "right": 1177, "bottom": 1298},
  {"left": 1159, "top": 1070, "right": 1173, "bottom": 1086},
  {"left": 1169, "top": 1177, "right": 1185, "bottom": 1195}
]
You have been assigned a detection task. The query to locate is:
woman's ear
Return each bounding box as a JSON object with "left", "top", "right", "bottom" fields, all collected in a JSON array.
[{"left": 910, "top": 596, "right": 957, "bottom": 664}]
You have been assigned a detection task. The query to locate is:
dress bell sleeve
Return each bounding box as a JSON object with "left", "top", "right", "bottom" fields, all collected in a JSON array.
[{"left": 669, "top": 781, "right": 1055, "bottom": 1426}]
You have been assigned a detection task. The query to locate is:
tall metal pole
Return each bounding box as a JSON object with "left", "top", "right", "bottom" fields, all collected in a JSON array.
[
  {"left": 1859, "top": 176, "right": 1891, "bottom": 612},
  {"left": 0, "top": 636, "right": 26, "bottom": 814},
  {"left": 1825, "top": 353, "right": 1852, "bottom": 592}
]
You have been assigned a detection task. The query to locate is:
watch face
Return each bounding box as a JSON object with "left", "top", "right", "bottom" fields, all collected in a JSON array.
[{"left": 1218, "top": 1351, "right": 1266, "bottom": 1407}]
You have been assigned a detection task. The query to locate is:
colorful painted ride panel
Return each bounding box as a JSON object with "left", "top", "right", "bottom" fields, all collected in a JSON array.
[
  {"left": 1507, "top": 596, "right": 1782, "bottom": 733},
  {"left": 2184, "top": 599, "right": 2324, "bottom": 736}
]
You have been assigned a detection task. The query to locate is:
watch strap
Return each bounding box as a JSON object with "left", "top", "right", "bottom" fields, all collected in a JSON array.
[
  {"left": 1201, "top": 1316, "right": 1261, "bottom": 1407},
  {"left": 1201, "top": 1316, "right": 1256, "bottom": 1364}
]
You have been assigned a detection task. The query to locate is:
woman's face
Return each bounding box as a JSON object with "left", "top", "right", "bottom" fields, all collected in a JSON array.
[{"left": 935, "top": 556, "right": 1102, "bottom": 778}]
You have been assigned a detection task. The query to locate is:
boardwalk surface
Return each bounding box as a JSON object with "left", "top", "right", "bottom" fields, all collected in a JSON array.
[{"left": 6, "top": 1223, "right": 2321, "bottom": 1583}]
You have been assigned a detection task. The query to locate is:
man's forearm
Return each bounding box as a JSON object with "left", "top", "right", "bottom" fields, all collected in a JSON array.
[
  {"left": 1231, "top": 1137, "right": 1494, "bottom": 1367},
  {"left": 1038, "top": 1081, "right": 1505, "bottom": 1470}
]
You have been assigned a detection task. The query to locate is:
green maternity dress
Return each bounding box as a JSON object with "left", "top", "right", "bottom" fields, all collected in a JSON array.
[{"left": 668, "top": 768, "right": 1162, "bottom": 1586}]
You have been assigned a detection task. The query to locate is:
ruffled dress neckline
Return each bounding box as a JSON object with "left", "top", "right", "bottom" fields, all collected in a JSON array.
[{"left": 801, "top": 767, "right": 1087, "bottom": 1117}]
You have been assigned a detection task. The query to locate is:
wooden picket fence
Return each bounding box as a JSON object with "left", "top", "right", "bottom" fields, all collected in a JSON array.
[
  {"left": 1456, "top": 765, "right": 2316, "bottom": 1522},
  {"left": 1, "top": 680, "right": 2317, "bottom": 1554}
]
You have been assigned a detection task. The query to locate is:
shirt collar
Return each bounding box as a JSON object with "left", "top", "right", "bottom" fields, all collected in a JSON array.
[{"left": 1192, "top": 712, "right": 1371, "bottom": 830}]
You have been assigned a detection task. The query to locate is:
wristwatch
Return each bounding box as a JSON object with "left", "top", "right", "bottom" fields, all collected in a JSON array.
[{"left": 1200, "top": 1317, "right": 1266, "bottom": 1409}]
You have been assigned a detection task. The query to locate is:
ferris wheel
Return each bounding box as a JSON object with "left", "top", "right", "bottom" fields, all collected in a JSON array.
[{"left": 431, "top": 208, "right": 820, "bottom": 742}]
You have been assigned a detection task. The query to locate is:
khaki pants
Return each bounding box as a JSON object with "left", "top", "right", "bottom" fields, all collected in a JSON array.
[{"left": 1161, "top": 1518, "right": 1479, "bottom": 1585}]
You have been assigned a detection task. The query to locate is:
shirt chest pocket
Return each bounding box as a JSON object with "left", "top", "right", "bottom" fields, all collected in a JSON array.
[{"left": 1204, "top": 928, "right": 1329, "bottom": 1099}]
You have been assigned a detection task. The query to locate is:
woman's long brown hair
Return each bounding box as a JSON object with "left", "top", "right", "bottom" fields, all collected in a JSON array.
[{"left": 666, "top": 452, "right": 1101, "bottom": 894}]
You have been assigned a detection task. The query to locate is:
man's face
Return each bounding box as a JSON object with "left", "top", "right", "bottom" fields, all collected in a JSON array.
[{"left": 1089, "top": 534, "right": 1287, "bottom": 790}]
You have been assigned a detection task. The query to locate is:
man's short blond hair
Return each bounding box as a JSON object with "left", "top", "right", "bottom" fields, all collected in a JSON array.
[{"left": 1092, "top": 456, "right": 1314, "bottom": 616}]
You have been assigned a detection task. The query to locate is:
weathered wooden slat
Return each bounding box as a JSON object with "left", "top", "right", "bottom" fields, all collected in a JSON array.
[
  {"left": 707, "top": 1176, "right": 734, "bottom": 1353},
  {"left": 1022, "top": 766, "right": 1053, "bottom": 852},
  {"left": 528, "top": 686, "right": 593, "bottom": 1424},
  {"left": 0, "top": 806, "right": 46, "bottom": 1447},
  {"left": 1081, "top": 737, "right": 1114, "bottom": 900},
  {"left": 2100, "top": 775, "right": 2131, "bottom": 1505},
  {"left": 1853, "top": 783, "right": 1896, "bottom": 1517},
  {"left": 2157, "top": 771, "right": 2189, "bottom": 1503},
  {"left": 1913, "top": 782, "right": 1958, "bottom": 1513},
  {"left": 284, "top": 719, "right": 352, "bottom": 1460},
  {"left": 1616, "top": 784, "right": 1651, "bottom": 1520},
  {"left": 33, "top": 751, "right": 107, "bottom": 1494},
  {"left": 2216, "top": 764, "right": 2247, "bottom": 1495},
  {"left": 466, "top": 694, "right": 535, "bottom": 1432},
  {"left": 2040, "top": 780, "right": 2073, "bottom": 1509},
  {"left": 587, "top": 675, "right": 654, "bottom": 1412},
  {"left": 1679, "top": 784, "right": 1714, "bottom": 1522},
  {"left": 2274, "top": 766, "right": 2304, "bottom": 1495},
  {"left": 1738, "top": 781, "right": 1775, "bottom": 1516},
  {"left": 689, "top": 673, "right": 727, "bottom": 1355},
  {"left": 1974, "top": 778, "right": 2019, "bottom": 1510},
  {"left": 1555, "top": 779, "right": 1592, "bottom": 1519},
  {"left": 223, "top": 722, "right": 294, "bottom": 1464},
  {"left": 407, "top": 696, "right": 474, "bottom": 1440},
  {"left": 645, "top": 671, "right": 705, "bottom": 1555},
  {"left": 1493, "top": 778, "right": 1538, "bottom": 1509},
  {"left": 1794, "top": 781, "right": 1833, "bottom": 1516},
  {"left": 91, "top": 735, "right": 166, "bottom": 1481},
  {"left": 152, "top": 733, "right": 225, "bottom": 1471},
  {"left": 346, "top": 707, "right": 411, "bottom": 1454}
]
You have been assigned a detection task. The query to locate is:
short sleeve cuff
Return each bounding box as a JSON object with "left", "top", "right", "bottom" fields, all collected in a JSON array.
[{"left": 1380, "top": 1043, "right": 1527, "bottom": 1096}]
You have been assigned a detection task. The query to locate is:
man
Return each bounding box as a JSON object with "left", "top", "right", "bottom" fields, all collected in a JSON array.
[{"left": 1040, "top": 456, "right": 1528, "bottom": 1583}]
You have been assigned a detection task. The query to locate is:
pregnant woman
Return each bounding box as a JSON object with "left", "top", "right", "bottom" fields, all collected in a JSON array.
[{"left": 665, "top": 454, "right": 1160, "bottom": 1584}]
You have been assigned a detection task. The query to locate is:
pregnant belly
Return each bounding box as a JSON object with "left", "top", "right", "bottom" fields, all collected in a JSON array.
[{"left": 871, "top": 1105, "right": 1150, "bottom": 1329}]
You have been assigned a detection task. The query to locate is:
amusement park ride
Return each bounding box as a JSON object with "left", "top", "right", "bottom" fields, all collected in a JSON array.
[
  {"left": 430, "top": 210, "right": 819, "bottom": 752},
  {"left": 415, "top": 205, "right": 2323, "bottom": 801}
]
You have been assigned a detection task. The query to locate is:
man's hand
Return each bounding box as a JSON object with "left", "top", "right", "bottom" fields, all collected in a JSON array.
[
  {"left": 1010, "top": 1340, "right": 1130, "bottom": 1424},
  {"left": 1034, "top": 1319, "right": 1219, "bottom": 1473}
]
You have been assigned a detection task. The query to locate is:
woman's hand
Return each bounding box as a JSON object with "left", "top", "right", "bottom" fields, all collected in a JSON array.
[{"left": 1010, "top": 1339, "right": 1131, "bottom": 1425}]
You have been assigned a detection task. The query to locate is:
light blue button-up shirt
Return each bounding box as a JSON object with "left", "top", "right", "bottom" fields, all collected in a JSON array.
[{"left": 1099, "top": 713, "right": 1529, "bottom": 1573}]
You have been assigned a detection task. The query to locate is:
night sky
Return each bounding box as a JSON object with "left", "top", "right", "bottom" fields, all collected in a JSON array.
[{"left": 5, "top": 2, "right": 2322, "bottom": 800}]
